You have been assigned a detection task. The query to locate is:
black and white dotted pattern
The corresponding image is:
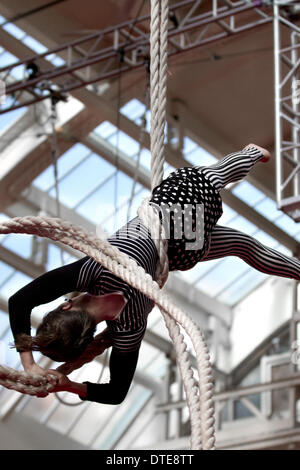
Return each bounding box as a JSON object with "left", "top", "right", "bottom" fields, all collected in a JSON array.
[{"left": 150, "top": 167, "right": 223, "bottom": 271}]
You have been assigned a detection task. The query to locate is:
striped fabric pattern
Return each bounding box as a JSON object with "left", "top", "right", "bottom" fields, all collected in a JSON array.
[
  {"left": 76, "top": 217, "right": 158, "bottom": 352},
  {"left": 197, "top": 146, "right": 265, "bottom": 191},
  {"left": 202, "top": 224, "right": 300, "bottom": 280}
]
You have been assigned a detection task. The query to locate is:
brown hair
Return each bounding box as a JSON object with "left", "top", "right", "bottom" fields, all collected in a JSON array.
[{"left": 14, "top": 306, "right": 97, "bottom": 363}]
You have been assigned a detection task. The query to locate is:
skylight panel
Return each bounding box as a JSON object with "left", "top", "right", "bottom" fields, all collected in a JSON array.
[
  {"left": 77, "top": 177, "right": 115, "bottom": 226},
  {"left": 0, "top": 98, "right": 26, "bottom": 129},
  {"left": 98, "top": 386, "right": 153, "bottom": 450},
  {"left": 1, "top": 327, "right": 20, "bottom": 368},
  {"left": 111, "top": 201, "right": 131, "bottom": 232},
  {"left": 94, "top": 121, "right": 116, "bottom": 139},
  {"left": 126, "top": 188, "right": 150, "bottom": 221},
  {"left": 0, "top": 272, "right": 32, "bottom": 300},
  {"left": 249, "top": 197, "right": 282, "bottom": 221},
  {"left": 179, "top": 258, "right": 221, "bottom": 284},
  {"left": 275, "top": 243, "right": 292, "bottom": 257},
  {"left": 217, "top": 269, "right": 267, "bottom": 306},
  {"left": 107, "top": 130, "right": 140, "bottom": 157},
  {"left": 59, "top": 154, "right": 142, "bottom": 227},
  {"left": 144, "top": 109, "right": 151, "bottom": 133},
  {"left": 10, "top": 63, "right": 25, "bottom": 80},
  {"left": 98, "top": 185, "right": 150, "bottom": 234},
  {"left": 22, "top": 35, "right": 48, "bottom": 54},
  {"left": 232, "top": 181, "right": 265, "bottom": 206},
  {"left": 185, "top": 146, "right": 217, "bottom": 167},
  {"left": 195, "top": 257, "right": 248, "bottom": 296},
  {"left": 163, "top": 162, "right": 175, "bottom": 178},
  {"left": 46, "top": 244, "right": 72, "bottom": 271},
  {"left": 226, "top": 215, "right": 258, "bottom": 235},
  {"left": 0, "top": 309, "right": 8, "bottom": 337},
  {"left": 120, "top": 98, "right": 151, "bottom": 134},
  {"left": 230, "top": 179, "right": 300, "bottom": 243},
  {"left": 139, "top": 148, "right": 151, "bottom": 171},
  {"left": 2, "top": 234, "right": 33, "bottom": 259},
  {"left": 55, "top": 143, "right": 92, "bottom": 179},
  {"left": 0, "top": 14, "right": 65, "bottom": 69},
  {"left": 0, "top": 50, "right": 17, "bottom": 67},
  {"left": 46, "top": 54, "right": 66, "bottom": 67},
  {"left": 183, "top": 136, "right": 197, "bottom": 155},
  {"left": 49, "top": 154, "right": 115, "bottom": 208},
  {"left": 115, "top": 171, "right": 138, "bottom": 200},
  {"left": 0, "top": 261, "right": 13, "bottom": 286},
  {"left": 273, "top": 213, "right": 299, "bottom": 237},
  {"left": 2, "top": 22, "right": 25, "bottom": 40},
  {"left": 33, "top": 143, "right": 92, "bottom": 191},
  {"left": 218, "top": 203, "right": 237, "bottom": 224},
  {"left": 33, "top": 166, "right": 55, "bottom": 192},
  {"left": 120, "top": 98, "right": 146, "bottom": 120}
]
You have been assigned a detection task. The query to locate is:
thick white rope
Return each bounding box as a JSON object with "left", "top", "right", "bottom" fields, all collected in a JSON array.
[
  {"left": 146, "top": 0, "right": 215, "bottom": 449},
  {"left": 0, "top": 363, "right": 54, "bottom": 397}
]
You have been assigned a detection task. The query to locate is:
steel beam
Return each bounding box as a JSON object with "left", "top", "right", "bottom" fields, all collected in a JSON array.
[
  {"left": 0, "top": 244, "right": 45, "bottom": 279},
  {"left": 0, "top": 0, "right": 273, "bottom": 113},
  {"left": 0, "top": 101, "right": 102, "bottom": 211},
  {"left": 156, "top": 373, "right": 300, "bottom": 412},
  {"left": 83, "top": 132, "right": 151, "bottom": 189},
  {"left": 273, "top": 0, "right": 300, "bottom": 221}
]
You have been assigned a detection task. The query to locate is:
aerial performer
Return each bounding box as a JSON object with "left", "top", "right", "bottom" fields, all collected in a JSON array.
[{"left": 8, "top": 144, "right": 300, "bottom": 403}]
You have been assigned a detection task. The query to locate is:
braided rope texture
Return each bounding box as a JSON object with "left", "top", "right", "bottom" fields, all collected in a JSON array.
[
  {"left": 0, "top": 364, "right": 55, "bottom": 397},
  {"left": 147, "top": 0, "right": 215, "bottom": 450}
]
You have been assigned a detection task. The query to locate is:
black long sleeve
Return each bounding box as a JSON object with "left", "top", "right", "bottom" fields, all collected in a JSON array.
[
  {"left": 8, "top": 256, "right": 90, "bottom": 342},
  {"left": 9, "top": 255, "right": 141, "bottom": 405},
  {"left": 79, "top": 346, "right": 140, "bottom": 405}
]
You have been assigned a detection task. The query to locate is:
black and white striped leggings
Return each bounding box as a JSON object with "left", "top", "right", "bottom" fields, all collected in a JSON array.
[{"left": 196, "top": 146, "right": 300, "bottom": 281}]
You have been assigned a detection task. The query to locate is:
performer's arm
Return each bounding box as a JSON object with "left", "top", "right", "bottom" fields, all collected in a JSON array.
[
  {"left": 8, "top": 257, "right": 89, "bottom": 370},
  {"left": 49, "top": 346, "right": 140, "bottom": 405}
]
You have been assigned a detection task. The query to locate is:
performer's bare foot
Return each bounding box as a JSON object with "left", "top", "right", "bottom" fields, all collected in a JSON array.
[{"left": 243, "top": 143, "right": 271, "bottom": 163}]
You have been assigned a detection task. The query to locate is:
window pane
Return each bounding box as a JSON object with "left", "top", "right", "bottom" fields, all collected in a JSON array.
[{"left": 49, "top": 154, "right": 114, "bottom": 208}]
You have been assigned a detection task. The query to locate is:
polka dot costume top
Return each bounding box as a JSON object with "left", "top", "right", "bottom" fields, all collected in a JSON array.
[{"left": 150, "top": 167, "right": 223, "bottom": 271}]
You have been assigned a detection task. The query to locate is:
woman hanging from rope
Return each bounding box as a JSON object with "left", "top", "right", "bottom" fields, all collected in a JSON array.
[{"left": 8, "top": 143, "right": 300, "bottom": 403}]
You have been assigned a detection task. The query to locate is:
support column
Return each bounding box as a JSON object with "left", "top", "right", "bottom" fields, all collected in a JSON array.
[{"left": 273, "top": 0, "right": 300, "bottom": 221}]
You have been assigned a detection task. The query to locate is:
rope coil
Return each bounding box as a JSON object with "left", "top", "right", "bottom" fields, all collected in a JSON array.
[{"left": 0, "top": 214, "right": 215, "bottom": 449}]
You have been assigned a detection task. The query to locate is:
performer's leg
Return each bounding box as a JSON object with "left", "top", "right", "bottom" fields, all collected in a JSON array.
[
  {"left": 196, "top": 144, "right": 270, "bottom": 191},
  {"left": 202, "top": 225, "right": 300, "bottom": 280}
]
